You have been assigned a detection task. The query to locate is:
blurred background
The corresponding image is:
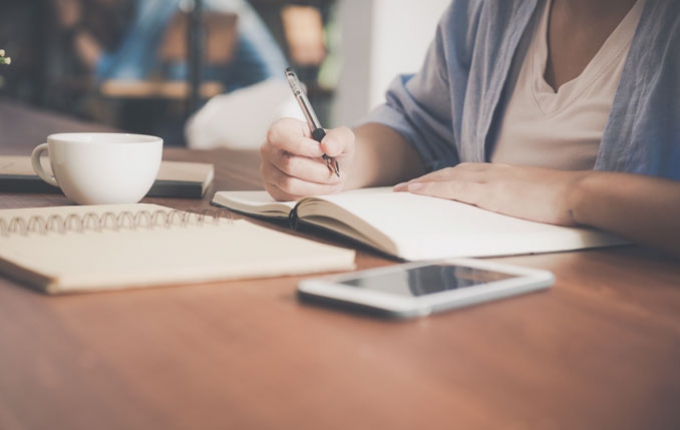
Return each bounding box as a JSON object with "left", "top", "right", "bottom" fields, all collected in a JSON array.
[{"left": 0, "top": 0, "right": 448, "bottom": 148}]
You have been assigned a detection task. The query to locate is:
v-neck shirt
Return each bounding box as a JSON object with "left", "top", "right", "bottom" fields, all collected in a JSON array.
[
  {"left": 490, "top": 0, "right": 645, "bottom": 170},
  {"left": 364, "top": 0, "right": 680, "bottom": 180}
]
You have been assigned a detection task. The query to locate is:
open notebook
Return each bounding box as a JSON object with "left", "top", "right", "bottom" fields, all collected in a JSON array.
[
  {"left": 0, "top": 204, "right": 355, "bottom": 294},
  {"left": 212, "top": 187, "right": 629, "bottom": 261},
  {"left": 0, "top": 156, "right": 214, "bottom": 198}
]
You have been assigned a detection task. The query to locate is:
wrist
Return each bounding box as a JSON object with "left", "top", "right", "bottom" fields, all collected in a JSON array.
[{"left": 567, "top": 171, "right": 604, "bottom": 226}]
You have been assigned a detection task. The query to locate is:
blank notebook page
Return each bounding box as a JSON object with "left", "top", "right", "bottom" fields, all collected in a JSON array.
[{"left": 314, "top": 189, "right": 627, "bottom": 260}]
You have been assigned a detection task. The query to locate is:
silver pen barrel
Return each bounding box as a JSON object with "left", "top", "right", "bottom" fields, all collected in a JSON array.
[
  {"left": 285, "top": 69, "right": 322, "bottom": 131},
  {"left": 285, "top": 67, "right": 340, "bottom": 177}
]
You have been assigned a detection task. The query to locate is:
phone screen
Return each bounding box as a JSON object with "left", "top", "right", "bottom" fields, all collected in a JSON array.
[{"left": 339, "top": 264, "right": 520, "bottom": 297}]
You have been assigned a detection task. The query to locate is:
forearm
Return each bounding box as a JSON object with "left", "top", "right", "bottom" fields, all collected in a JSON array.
[
  {"left": 571, "top": 172, "right": 680, "bottom": 257},
  {"left": 344, "top": 123, "right": 425, "bottom": 190}
]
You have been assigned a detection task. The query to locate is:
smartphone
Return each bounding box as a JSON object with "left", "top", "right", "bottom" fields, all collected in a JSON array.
[{"left": 298, "top": 259, "right": 555, "bottom": 319}]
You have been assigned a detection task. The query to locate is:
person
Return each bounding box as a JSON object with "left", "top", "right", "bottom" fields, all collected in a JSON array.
[
  {"left": 52, "top": 0, "right": 287, "bottom": 91},
  {"left": 260, "top": 0, "right": 680, "bottom": 258}
]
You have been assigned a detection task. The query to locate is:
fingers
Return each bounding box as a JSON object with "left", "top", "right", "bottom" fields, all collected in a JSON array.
[
  {"left": 392, "top": 162, "right": 495, "bottom": 203},
  {"left": 262, "top": 162, "right": 343, "bottom": 201},
  {"left": 320, "top": 126, "right": 355, "bottom": 158},
  {"left": 261, "top": 144, "right": 342, "bottom": 185},
  {"left": 417, "top": 163, "right": 494, "bottom": 182},
  {"left": 261, "top": 119, "right": 355, "bottom": 200},
  {"left": 265, "top": 119, "right": 355, "bottom": 161},
  {"left": 266, "top": 118, "right": 325, "bottom": 158},
  {"left": 394, "top": 162, "right": 503, "bottom": 192},
  {"left": 406, "top": 180, "right": 485, "bottom": 206}
]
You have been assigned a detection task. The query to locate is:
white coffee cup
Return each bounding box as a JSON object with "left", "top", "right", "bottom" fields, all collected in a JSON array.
[{"left": 31, "top": 133, "right": 163, "bottom": 205}]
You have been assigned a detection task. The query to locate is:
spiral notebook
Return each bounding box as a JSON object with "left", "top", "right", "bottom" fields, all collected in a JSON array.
[
  {"left": 0, "top": 204, "right": 355, "bottom": 294},
  {"left": 212, "top": 188, "right": 629, "bottom": 260}
]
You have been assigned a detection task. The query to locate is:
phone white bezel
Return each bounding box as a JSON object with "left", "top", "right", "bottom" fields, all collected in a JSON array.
[{"left": 298, "top": 258, "right": 555, "bottom": 318}]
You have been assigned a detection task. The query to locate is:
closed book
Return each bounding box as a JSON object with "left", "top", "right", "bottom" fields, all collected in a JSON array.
[{"left": 0, "top": 156, "right": 213, "bottom": 198}]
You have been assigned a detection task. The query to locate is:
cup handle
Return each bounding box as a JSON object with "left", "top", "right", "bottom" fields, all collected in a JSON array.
[{"left": 31, "top": 143, "right": 59, "bottom": 187}]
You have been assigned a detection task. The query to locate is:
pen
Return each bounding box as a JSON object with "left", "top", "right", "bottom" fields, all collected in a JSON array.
[{"left": 285, "top": 67, "right": 340, "bottom": 177}]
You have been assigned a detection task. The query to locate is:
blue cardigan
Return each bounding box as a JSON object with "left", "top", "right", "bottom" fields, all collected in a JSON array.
[{"left": 365, "top": 0, "right": 680, "bottom": 180}]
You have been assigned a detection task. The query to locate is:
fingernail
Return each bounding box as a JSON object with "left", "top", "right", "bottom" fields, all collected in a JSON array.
[
  {"left": 408, "top": 183, "right": 425, "bottom": 191},
  {"left": 393, "top": 182, "right": 407, "bottom": 191}
]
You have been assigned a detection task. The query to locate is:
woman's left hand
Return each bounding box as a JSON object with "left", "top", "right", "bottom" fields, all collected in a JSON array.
[{"left": 394, "top": 163, "right": 591, "bottom": 226}]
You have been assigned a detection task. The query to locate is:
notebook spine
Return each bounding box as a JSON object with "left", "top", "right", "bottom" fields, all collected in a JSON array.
[
  {"left": 288, "top": 206, "right": 300, "bottom": 230},
  {"left": 0, "top": 208, "right": 233, "bottom": 238}
]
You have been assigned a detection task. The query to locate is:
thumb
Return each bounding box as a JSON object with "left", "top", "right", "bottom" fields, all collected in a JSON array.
[{"left": 320, "top": 126, "right": 355, "bottom": 157}]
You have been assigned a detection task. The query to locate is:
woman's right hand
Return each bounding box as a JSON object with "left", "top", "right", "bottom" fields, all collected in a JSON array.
[{"left": 260, "top": 118, "right": 356, "bottom": 201}]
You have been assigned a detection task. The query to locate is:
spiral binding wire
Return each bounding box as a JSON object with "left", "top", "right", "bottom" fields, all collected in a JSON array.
[{"left": 0, "top": 208, "right": 233, "bottom": 238}]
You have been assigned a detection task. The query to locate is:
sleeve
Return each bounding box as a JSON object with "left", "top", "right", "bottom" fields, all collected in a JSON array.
[{"left": 361, "top": 0, "right": 480, "bottom": 172}]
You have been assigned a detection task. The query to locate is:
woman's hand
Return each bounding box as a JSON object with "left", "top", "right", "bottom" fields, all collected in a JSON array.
[
  {"left": 394, "top": 163, "right": 590, "bottom": 226},
  {"left": 260, "top": 118, "right": 356, "bottom": 201}
]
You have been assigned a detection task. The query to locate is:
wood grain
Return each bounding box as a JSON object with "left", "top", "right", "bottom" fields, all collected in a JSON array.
[{"left": 0, "top": 101, "right": 679, "bottom": 430}]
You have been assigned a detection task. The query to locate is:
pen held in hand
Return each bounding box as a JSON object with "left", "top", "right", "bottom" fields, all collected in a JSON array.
[
  {"left": 285, "top": 68, "right": 340, "bottom": 177},
  {"left": 311, "top": 127, "right": 341, "bottom": 177}
]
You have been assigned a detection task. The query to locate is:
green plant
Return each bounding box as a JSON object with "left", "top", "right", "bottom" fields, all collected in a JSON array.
[{"left": 0, "top": 50, "right": 10, "bottom": 65}]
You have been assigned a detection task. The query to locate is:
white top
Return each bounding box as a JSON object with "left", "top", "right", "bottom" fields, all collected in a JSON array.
[{"left": 491, "top": 0, "right": 645, "bottom": 170}]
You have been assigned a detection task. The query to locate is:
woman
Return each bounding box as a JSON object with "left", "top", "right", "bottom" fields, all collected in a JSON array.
[{"left": 260, "top": 0, "right": 680, "bottom": 257}]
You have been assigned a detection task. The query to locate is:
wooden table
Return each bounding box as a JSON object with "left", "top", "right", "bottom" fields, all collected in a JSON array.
[{"left": 1, "top": 101, "right": 680, "bottom": 430}]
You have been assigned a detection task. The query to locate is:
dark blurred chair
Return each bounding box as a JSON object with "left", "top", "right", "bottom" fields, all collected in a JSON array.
[
  {"left": 96, "top": 10, "right": 241, "bottom": 145},
  {"left": 99, "top": 10, "right": 240, "bottom": 101}
]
